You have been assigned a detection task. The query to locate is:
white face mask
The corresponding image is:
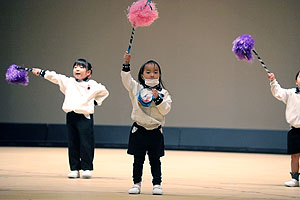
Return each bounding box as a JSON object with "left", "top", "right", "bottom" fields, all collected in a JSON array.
[{"left": 144, "top": 78, "right": 159, "bottom": 87}]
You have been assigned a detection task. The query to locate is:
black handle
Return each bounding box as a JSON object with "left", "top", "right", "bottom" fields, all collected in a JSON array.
[{"left": 16, "top": 66, "right": 33, "bottom": 72}]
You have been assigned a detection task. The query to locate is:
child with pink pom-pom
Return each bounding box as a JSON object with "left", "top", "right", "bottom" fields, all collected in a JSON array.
[{"left": 121, "top": 51, "right": 172, "bottom": 195}]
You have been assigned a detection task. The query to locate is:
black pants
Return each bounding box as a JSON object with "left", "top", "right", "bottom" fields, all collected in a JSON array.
[
  {"left": 133, "top": 154, "right": 162, "bottom": 185},
  {"left": 128, "top": 122, "right": 165, "bottom": 185},
  {"left": 66, "top": 111, "right": 94, "bottom": 171},
  {"left": 288, "top": 127, "right": 300, "bottom": 154}
]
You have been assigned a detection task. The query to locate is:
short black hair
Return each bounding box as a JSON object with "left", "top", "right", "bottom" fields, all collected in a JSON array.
[
  {"left": 73, "top": 58, "right": 92, "bottom": 74},
  {"left": 296, "top": 71, "right": 300, "bottom": 80}
]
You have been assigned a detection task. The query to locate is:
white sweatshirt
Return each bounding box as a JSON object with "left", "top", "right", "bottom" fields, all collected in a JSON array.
[
  {"left": 270, "top": 79, "right": 300, "bottom": 128},
  {"left": 121, "top": 71, "right": 172, "bottom": 130},
  {"left": 44, "top": 71, "right": 109, "bottom": 117}
]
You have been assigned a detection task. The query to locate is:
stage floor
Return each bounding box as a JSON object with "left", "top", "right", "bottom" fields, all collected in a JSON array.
[{"left": 0, "top": 147, "right": 299, "bottom": 200}]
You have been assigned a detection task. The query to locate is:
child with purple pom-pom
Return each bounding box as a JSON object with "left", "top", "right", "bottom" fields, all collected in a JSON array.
[
  {"left": 32, "top": 59, "right": 109, "bottom": 179},
  {"left": 268, "top": 71, "right": 300, "bottom": 187}
]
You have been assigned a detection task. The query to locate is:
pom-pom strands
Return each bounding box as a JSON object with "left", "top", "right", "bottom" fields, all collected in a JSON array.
[
  {"left": 127, "top": 0, "right": 158, "bottom": 28},
  {"left": 5, "top": 64, "right": 32, "bottom": 86},
  {"left": 232, "top": 34, "right": 271, "bottom": 73},
  {"left": 126, "top": 0, "right": 159, "bottom": 53},
  {"left": 232, "top": 34, "right": 255, "bottom": 61}
]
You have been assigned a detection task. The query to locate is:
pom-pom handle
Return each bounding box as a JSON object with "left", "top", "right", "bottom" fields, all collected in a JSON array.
[
  {"left": 127, "top": 27, "right": 135, "bottom": 53},
  {"left": 16, "top": 66, "right": 33, "bottom": 72},
  {"left": 252, "top": 49, "right": 271, "bottom": 73}
]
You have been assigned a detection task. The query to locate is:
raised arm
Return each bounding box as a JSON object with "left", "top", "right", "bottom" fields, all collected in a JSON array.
[
  {"left": 268, "top": 73, "right": 289, "bottom": 104},
  {"left": 121, "top": 51, "right": 138, "bottom": 93}
]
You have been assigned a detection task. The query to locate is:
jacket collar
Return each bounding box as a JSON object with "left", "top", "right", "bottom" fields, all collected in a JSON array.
[
  {"left": 75, "top": 77, "right": 89, "bottom": 82},
  {"left": 142, "top": 83, "right": 162, "bottom": 91}
]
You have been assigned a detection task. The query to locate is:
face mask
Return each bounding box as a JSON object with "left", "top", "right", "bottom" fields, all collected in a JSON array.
[{"left": 144, "top": 78, "right": 159, "bottom": 87}]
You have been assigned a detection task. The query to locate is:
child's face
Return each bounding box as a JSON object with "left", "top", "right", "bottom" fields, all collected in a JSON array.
[
  {"left": 73, "top": 64, "right": 91, "bottom": 80},
  {"left": 296, "top": 73, "right": 300, "bottom": 87},
  {"left": 142, "top": 63, "right": 160, "bottom": 80}
]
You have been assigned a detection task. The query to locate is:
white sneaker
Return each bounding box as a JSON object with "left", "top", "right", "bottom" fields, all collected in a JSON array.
[
  {"left": 82, "top": 170, "right": 92, "bottom": 179},
  {"left": 67, "top": 170, "right": 80, "bottom": 178},
  {"left": 128, "top": 183, "right": 141, "bottom": 194},
  {"left": 284, "top": 179, "right": 299, "bottom": 187},
  {"left": 152, "top": 185, "right": 163, "bottom": 195}
]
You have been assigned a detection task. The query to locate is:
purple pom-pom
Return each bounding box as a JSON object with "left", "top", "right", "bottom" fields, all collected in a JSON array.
[
  {"left": 232, "top": 34, "right": 255, "bottom": 61},
  {"left": 5, "top": 64, "right": 29, "bottom": 86}
]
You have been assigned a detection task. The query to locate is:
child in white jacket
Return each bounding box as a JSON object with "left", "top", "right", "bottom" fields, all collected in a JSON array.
[
  {"left": 122, "top": 52, "right": 172, "bottom": 195},
  {"left": 33, "top": 58, "right": 109, "bottom": 179},
  {"left": 268, "top": 71, "right": 300, "bottom": 187}
]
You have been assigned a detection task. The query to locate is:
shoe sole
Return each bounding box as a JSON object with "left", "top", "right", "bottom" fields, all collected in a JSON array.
[{"left": 68, "top": 176, "right": 80, "bottom": 179}]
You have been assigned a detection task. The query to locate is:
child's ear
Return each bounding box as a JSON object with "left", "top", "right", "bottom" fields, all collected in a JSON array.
[{"left": 87, "top": 70, "right": 91, "bottom": 77}]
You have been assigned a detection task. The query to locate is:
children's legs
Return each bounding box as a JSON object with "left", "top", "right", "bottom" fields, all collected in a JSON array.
[
  {"left": 148, "top": 155, "right": 162, "bottom": 185},
  {"left": 291, "top": 153, "right": 300, "bottom": 173},
  {"left": 77, "top": 114, "right": 94, "bottom": 170},
  {"left": 66, "top": 112, "right": 81, "bottom": 171},
  {"left": 133, "top": 155, "right": 145, "bottom": 184}
]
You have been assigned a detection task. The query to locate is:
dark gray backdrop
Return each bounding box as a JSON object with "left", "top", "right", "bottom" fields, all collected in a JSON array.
[{"left": 1, "top": 0, "right": 300, "bottom": 132}]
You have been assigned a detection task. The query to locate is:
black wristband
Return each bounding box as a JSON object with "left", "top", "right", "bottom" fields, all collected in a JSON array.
[
  {"left": 122, "top": 64, "right": 130, "bottom": 72},
  {"left": 40, "top": 69, "right": 46, "bottom": 77},
  {"left": 154, "top": 95, "right": 163, "bottom": 105},
  {"left": 94, "top": 100, "right": 98, "bottom": 106}
]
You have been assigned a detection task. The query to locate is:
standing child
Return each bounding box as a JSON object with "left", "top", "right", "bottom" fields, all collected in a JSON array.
[
  {"left": 268, "top": 71, "right": 300, "bottom": 187},
  {"left": 32, "top": 58, "right": 109, "bottom": 179},
  {"left": 121, "top": 51, "right": 172, "bottom": 195}
]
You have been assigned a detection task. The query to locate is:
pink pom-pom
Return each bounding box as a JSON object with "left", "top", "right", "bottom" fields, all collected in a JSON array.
[{"left": 127, "top": 0, "right": 159, "bottom": 28}]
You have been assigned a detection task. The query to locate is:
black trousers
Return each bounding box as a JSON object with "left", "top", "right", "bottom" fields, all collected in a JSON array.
[
  {"left": 133, "top": 154, "right": 162, "bottom": 185},
  {"left": 128, "top": 122, "right": 165, "bottom": 185},
  {"left": 288, "top": 127, "right": 300, "bottom": 154},
  {"left": 66, "top": 111, "right": 94, "bottom": 171}
]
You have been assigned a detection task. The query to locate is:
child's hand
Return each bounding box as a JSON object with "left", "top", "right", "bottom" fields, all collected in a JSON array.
[
  {"left": 124, "top": 51, "right": 131, "bottom": 64},
  {"left": 268, "top": 73, "right": 275, "bottom": 82},
  {"left": 32, "top": 68, "right": 41, "bottom": 76},
  {"left": 152, "top": 89, "right": 159, "bottom": 99}
]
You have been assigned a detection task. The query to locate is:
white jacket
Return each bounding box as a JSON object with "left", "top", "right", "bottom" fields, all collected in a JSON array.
[
  {"left": 121, "top": 71, "right": 172, "bottom": 130},
  {"left": 270, "top": 79, "right": 300, "bottom": 128},
  {"left": 45, "top": 71, "right": 109, "bottom": 117}
]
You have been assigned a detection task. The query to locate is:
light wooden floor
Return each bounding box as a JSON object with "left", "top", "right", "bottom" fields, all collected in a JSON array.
[{"left": 0, "top": 147, "right": 299, "bottom": 200}]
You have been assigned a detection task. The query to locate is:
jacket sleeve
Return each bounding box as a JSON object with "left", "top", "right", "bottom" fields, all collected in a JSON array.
[
  {"left": 270, "top": 79, "right": 289, "bottom": 104},
  {"left": 94, "top": 84, "right": 109, "bottom": 106},
  {"left": 44, "top": 71, "right": 69, "bottom": 94},
  {"left": 121, "top": 71, "right": 139, "bottom": 94},
  {"left": 156, "top": 90, "right": 172, "bottom": 116}
]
